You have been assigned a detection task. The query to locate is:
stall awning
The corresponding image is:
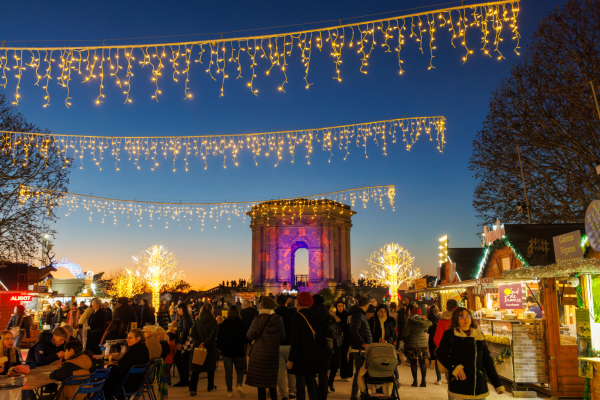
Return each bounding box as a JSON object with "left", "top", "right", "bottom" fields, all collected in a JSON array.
[
  {"left": 503, "top": 257, "right": 600, "bottom": 279},
  {"left": 408, "top": 278, "right": 539, "bottom": 293},
  {"left": 50, "top": 278, "right": 84, "bottom": 297}
]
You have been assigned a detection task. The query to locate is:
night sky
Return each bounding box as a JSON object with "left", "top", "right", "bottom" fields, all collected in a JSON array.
[{"left": 3, "top": 0, "right": 565, "bottom": 288}]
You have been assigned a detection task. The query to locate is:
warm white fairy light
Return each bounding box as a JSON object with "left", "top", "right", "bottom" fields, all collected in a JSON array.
[
  {"left": 0, "top": 116, "right": 446, "bottom": 171},
  {"left": 362, "top": 243, "right": 420, "bottom": 302},
  {"left": 19, "top": 184, "right": 395, "bottom": 230},
  {"left": 0, "top": 1, "right": 520, "bottom": 106}
]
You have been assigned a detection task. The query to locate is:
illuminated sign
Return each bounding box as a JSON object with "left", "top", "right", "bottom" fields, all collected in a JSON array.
[{"left": 10, "top": 295, "right": 32, "bottom": 302}]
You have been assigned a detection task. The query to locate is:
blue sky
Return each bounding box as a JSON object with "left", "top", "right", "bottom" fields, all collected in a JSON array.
[{"left": 3, "top": 0, "right": 565, "bottom": 288}]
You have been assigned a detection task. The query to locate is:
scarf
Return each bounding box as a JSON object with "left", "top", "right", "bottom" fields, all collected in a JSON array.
[
  {"left": 379, "top": 315, "right": 387, "bottom": 340},
  {"left": 259, "top": 309, "right": 274, "bottom": 315}
]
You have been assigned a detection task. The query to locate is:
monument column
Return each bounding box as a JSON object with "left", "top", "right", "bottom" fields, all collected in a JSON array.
[
  {"left": 340, "top": 224, "right": 349, "bottom": 282},
  {"left": 328, "top": 219, "right": 335, "bottom": 281},
  {"left": 251, "top": 222, "right": 263, "bottom": 285},
  {"left": 346, "top": 223, "right": 352, "bottom": 282},
  {"left": 320, "top": 219, "right": 330, "bottom": 282}
]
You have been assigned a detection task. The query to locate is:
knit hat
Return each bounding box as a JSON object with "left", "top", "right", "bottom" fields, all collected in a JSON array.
[
  {"left": 297, "top": 292, "right": 314, "bottom": 307},
  {"left": 412, "top": 307, "right": 422, "bottom": 315},
  {"left": 260, "top": 296, "right": 277, "bottom": 310},
  {"left": 312, "top": 294, "right": 325, "bottom": 304}
]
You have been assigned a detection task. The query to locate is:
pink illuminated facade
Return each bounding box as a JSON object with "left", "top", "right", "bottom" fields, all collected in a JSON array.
[{"left": 248, "top": 199, "right": 355, "bottom": 295}]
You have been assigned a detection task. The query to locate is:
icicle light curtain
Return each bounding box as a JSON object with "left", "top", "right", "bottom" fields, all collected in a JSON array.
[{"left": 0, "top": 1, "right": 520, "bottom": 106}]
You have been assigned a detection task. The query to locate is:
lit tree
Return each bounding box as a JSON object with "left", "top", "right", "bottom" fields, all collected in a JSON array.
[
  {"left": 106, "top": 268, "right": 147, "bottom": 298},
  {"left": 133, "top": 245, "right": 184, "bottom": 312},
  {"left": 362, "top": 243, "right": 420, "bottom": 302}
]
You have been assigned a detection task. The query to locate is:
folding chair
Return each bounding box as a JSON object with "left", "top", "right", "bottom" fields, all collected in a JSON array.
[
  {"left": 70, "top": 379, "right": 105, "bottom": 400},
  {"left": 93, "top": 369, "right": 111, "bottom": 400},
  {"left": 117, "top": 364, "right": 149, "bottom": 400},
  {"left": 53, "top": 375, "right": 94, "bottom": 400},
  {"left": 142, "top": 359, "right": 162, "bottom": 400}
]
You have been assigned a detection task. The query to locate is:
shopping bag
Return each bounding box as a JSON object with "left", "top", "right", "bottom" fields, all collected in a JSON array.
[{"left": 192, "top": 347, "right": 207, "bottom": 365}]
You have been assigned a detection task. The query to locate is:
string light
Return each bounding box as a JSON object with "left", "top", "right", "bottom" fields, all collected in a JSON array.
[
  {"left": 0, "top": 116, "right": 446, "bottom": 171},
  {"left": 361, "top": 243, "right": 420, "bottom": 302},
  {"left": 133, "top": 245, "right": 184, "bottom": 312},
  {"left": 19, "top": 184, "right": 395, "bottom": 230},
  {"left": 106, "top": 268, "right": 146, "bottom": 298},
  {"left": 0, "top": 1, "right": 520, "bottom": 106}
]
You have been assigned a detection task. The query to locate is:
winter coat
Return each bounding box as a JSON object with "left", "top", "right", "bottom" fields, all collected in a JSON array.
[
  {"left": 437, "top": 328, "right": 504, "bottom": 399},
  {"left": 112, "top": 304, "right": 138, "bottom": 325},
  {"left": 86, "top": 308, "right": 106, "bottom": 354},
  {"left": 132, "top": 303, "right": 142, "bottom": 323},
  {"left": 160, "top": 341, "right": 170, "bottom": 360},
  {"left": 335, "top": 309, "right": 349, "bottom": 344},
  {"left": 217, "top": 318, "right": 248, "bottom": 358},
  {"left": 44, "top": 310, "right": 54, "bottom": 325},
  {"left": 240, "top": 307, "right": 259, "bottom": 332},
  {"left": 52, "top": 307, "right": 63, "bottom": 326},
  {"left": 50, "top": 353, "right": 92, "bottom": 400},
  {"left": 289, "top": 308, "right": 319, "bottom": 375},
  {"left": 140, "top": 305, "right": 155, "bottom": 327},
  {"left": 65, "top": 310, "right": 81, "bottom": 328},
  {"left": 0, "top": 347, "right": 21, "bottom": 374},
  {"left": 103, "top": 307, "right": 112, "bottom": 323},
  {"left": 402, "top": 315, "right": 431, "bottom": 349},
  {"left": 105, "top": 341, "right": 150, "bottom": 396},
  {"left": 26, "top": 331, "right": 64, "bottom": 366},
  {"left": 368, "top": 316, "right": 397, "bottom": 344},
  {"left": 349, "top": 307, "right": 372, "bottom": 350},
  {"left": 6, "top": 314, "right": 31, "bottom": 338},
  {"left": 190, "top": 312, "right": 218, "bottom": 372},
  {"left": 274, "top": 305, "right": 296, "bottom": 346},
  {"left": 145, "top": 333, "right": 162, "bottom": 360},
  {"left": 434, "top": 309, "right": 454, "bottom": 347},
  {"left": 246, "top": 311, "right": 285, "bottom": 388},
  {"left": 309, "top": 303, "right": 330, "bottom": 359},
  {"left": 176, "top": 312, "right": 192, "bottom": 345},
  {"left": 396, "top": 307, "right": 408, "bottom": 342},
  {"left": 427, "top": 313, "right": 441, "bottom": 360},
  {"left": 157, "top": 310, "right": 170, "bottom": 330}
]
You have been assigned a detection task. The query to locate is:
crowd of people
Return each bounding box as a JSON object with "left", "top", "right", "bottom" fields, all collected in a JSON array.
[{"left": 0, "top": 293, "right": 506, "bottom": 400}]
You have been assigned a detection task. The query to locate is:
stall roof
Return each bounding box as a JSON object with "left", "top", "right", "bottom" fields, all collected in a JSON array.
[
  {"left": 408, "top": 278, "right": 539, "bottom": 293},
  {"left": 50, "top": 278, "right": 84, "bottom": 297},
  {"left": 448, "top": 248, "right": 484, "bottom": 281},
  {"left": 504, "top": 223, "right": 585, "bottom": 266}
]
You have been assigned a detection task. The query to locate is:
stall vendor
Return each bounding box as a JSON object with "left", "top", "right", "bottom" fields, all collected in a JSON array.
[{"left": 526, "top": 296, "right": 543, "bottom": 319}]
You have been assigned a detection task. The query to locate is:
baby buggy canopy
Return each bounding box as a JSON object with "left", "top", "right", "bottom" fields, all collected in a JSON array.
[{"left": 358, "top": 343, "right": 399, "bottom": 400}]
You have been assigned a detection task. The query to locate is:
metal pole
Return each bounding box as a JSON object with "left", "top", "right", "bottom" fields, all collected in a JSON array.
[
  {"left": 591, "top": 81, "right": 600, "bottom": 121},
  {"left": 516, "top": 145, "right": 532, "bottom": 224}
]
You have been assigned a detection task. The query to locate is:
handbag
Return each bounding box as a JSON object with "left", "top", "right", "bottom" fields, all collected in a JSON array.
[
  {"left": 192, "top": 347, "right": 207, "bottom": 365},
  {"left": 248, "top": 315, "right": 272, "bottom": 357},
  {"left": 10, "top": 317, "right": 22, "bottom": 337}
]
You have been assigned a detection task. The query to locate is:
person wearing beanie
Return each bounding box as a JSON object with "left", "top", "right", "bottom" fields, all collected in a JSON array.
[
  {"left": 309, "top": 294, "right": 333, "bottom": 400},
  {"left": 246, "top": 295, "right": 285, "bottom": 400},
  {"left": 287, "top": 292, "right": 319, "bottom": 400},
  {"left": 275, "top": 295, "right": 296, "bottom": 400},
  {"left": 349, "top": 297, "right": 372, "bottom": 400}
]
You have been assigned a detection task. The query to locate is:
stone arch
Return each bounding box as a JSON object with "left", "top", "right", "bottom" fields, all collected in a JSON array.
[{"left": 291, "top": 241, "right": 309, "bottom": 286}]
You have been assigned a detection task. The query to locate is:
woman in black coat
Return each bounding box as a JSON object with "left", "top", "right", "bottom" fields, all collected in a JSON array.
[
  {"left": 173, "top": 303, "right": 192, "bottom": 387},
  {"left": 334, "top": 301, "right": 351, "bottom": 380},
  {"left": 426, "top": 305, "right": 442, "bottom": 385},
  {"left": 189, "top": 303, "right": 218, "bottom": 395},
  {"left": 437, "top": 307, "right": 505, "bottom": 399},
  {"left": 217, "top": 306, "right": 249, "bottom": 395},
  {"left": 140, "top": 299, "right": 155, "bottom": 327},
  {"left": 86, "top": 299, "right": 105, "bottom": 354},
  {"left": 104, "top": 328, "right": 150, "bottom": 400},
  {"left": 396, "top": 304, "right": 407, "bottom": 350},
  {"left": 287, "top": 298, "right": 318, "bottom": 400},
  {"left": 368, "top": 305, "right": 397, "bottom": 344}
]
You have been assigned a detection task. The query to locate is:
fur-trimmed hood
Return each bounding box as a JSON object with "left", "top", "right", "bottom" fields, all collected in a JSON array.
[
  {"left": 440, "top": 310, "right": 453, "bottom": 320},
  {"left": 453, "top": 328, "right": 484, "bottom": 341}
]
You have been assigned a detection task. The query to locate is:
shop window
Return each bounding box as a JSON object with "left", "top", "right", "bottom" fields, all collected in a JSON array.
[{"left": 501, "top": 257, "right": 511, "bottom": 271}]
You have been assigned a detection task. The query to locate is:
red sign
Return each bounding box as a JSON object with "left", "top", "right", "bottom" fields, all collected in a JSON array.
[{"left": 10, "top": 295, "right": 32, "bottom": 302}]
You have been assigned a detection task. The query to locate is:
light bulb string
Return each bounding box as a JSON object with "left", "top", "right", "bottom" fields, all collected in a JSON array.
[{"left": 1, "top": 1, "right": 517, "bottom": 51}]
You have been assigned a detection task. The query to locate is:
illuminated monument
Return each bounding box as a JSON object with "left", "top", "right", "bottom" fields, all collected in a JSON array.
[{"left": 247, "top": 199, "right": 355, "bottom": 294}]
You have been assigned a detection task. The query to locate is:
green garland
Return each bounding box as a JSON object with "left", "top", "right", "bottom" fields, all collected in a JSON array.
[
  {"left": 492, "top": 348, "right": 512, "bottom": 365},
  {"left": 477, "top": 237, "right": 529, "bottom": 278}
]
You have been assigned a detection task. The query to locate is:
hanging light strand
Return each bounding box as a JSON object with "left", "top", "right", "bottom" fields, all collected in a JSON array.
[
  {"left": 0, "top": 116, "right": 446, "bottom": 171},
  {"left": 0, "top": 1, "right": 520, "bottom": 106},
  {"left": 19, "top": 184, "right": 395, "bottom": 230}
]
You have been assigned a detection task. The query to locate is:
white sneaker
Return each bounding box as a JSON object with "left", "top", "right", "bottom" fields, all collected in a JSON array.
[
  {"left": 237, "top": 386, "right": 246, "bottom": 398},
  {"left": 228, "top": 393, "right": 233, "bottom": 398},
  {"left": 434, "top": 380, "right": 442, "bottom": 386}
]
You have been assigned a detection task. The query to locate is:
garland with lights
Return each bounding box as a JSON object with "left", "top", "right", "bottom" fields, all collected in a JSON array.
[
  {"left": 483, "top": 334, "right": 510, "bottom": 346},
  {"left": 0, "top": 1, "right": 520, "bottom": 106},
  {"left": 19, "top": 184, "right": 394, "bottom": 229},
  {"left": 0, "top": 116, "right": 445, "bottom": 171},
  {"left": 476, "top": 237, "right": 529, "bottom": 278},
  {"left": 503, "top": 258, "right": 600, "bottom": 279}
]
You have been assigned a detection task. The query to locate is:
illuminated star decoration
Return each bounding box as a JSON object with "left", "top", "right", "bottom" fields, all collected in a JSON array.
[
  {"left": 0, "top": 116, "right": 445, "bottom": 171},
  {"left": 19, "top": 184, "right": 395, "bottom": 229},
  {"left": 362, "top": 243, "right": 420, "bottom": 302},
  {"left": 0, "top": 1, "right": 520, "bottom": 106},
  {"left": 133, "top": 245, "right": 184, "bottom": 312}
]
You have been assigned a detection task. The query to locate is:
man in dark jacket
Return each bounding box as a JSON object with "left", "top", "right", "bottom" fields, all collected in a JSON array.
[
  {"left": 26, "top": 326, "right": 68, "bottom": 366},
  {"left": 349, "top": 297, "right": 372, "bottom": 400},
  {"left": 275, "top": 295, "right": 297, "bottom": 400},
  {"left": 240, "top": 300, "right": 259, "bottom": 332},
  {"left": 287, "top": 292, "right": 319, "bottom": 400},
  {"left": 113, "top": 298, "right": 138, "bottom": 329},
  {"left": 130, "top": 300, "right": 142, "bottom": 323},
  {"left": 51, "top": 301, "right": 63, "bottom": 331},
  {"left": 310, "top": 294, "right": 332, "bottom": 400}
]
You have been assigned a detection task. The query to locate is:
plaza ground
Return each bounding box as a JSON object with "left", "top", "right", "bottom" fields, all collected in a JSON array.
[{"left": 163, "top": 361, "right": 540, "bottom": 400}]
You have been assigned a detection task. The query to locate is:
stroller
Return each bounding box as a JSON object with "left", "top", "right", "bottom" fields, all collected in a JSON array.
[{"left": 358, "top": 343, "right": 400, "bottom": 400}]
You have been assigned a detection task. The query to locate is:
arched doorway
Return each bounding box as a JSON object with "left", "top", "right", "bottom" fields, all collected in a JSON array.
[{"left": 291, "top": 241, "right": 309, "bottom": 287}]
